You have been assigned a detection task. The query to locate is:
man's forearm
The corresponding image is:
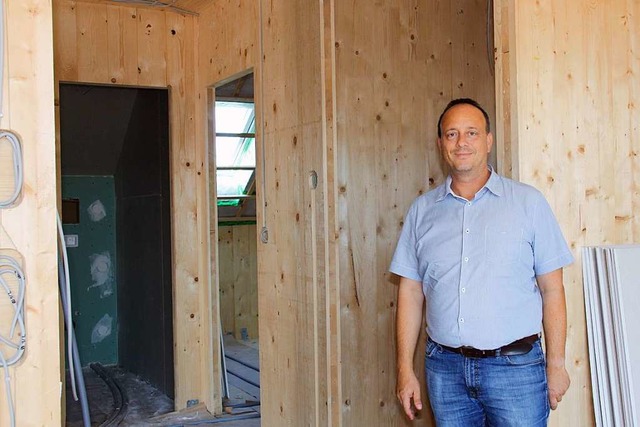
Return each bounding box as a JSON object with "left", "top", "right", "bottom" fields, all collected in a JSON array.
[
  {"left": 396, "top": 277, "right": 424, "bottom": 373},
  {"left": 538, "top": 269, "right": 567, "bottom": 365},
  {"left": 537, "top": 268, "right": 571, "bottom": 409}
]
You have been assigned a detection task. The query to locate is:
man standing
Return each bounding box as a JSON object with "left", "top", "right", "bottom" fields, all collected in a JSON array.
[{"left": 391, "top": 99, "right": 573, "bottom": 426}]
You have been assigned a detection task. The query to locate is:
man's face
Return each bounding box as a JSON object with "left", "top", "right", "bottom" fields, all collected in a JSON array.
[{"left": 437, "top": 104, "right": 493, "bottom": 176}]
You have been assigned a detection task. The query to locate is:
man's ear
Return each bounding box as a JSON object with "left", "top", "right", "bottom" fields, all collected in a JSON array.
[{"left": 486, "top": 132, "right": 494, "bottom": 153}]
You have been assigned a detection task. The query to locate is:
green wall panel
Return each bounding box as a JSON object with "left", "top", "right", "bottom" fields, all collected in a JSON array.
[{"left": 62, "top": 176, "right": 117, "bottom": 366}]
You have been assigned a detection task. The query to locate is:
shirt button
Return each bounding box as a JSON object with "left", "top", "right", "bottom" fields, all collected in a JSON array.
[
  {"left": 467, "top": 202, "right": 471, "bottom": 206},
  {"left": 461, "top": 287, "right": 466, "bottom": 293},
  {"left": 464, "top": 257, "right": 469, "bottom": 262},
  {"left": 459, "top": 318, "right": 464, "bottom": 323},
  {"left": 465, "top": 228, "right": 470, "bottom": 234}
]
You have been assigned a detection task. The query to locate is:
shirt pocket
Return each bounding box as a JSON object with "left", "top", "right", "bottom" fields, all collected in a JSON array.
[{"left": 485, "top": 226, "right": 523, "bottom": 265}]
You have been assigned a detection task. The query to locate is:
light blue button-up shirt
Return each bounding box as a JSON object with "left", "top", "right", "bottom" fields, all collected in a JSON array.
[{"left": 390, "top": 169, "right": 574, "bottom": 350}]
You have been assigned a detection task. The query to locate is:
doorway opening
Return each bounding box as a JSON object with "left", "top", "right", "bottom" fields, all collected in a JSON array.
[
  {"left": 59, "top": 83, "right": 174, "bottom": 424},
  {"left": 211, "top": 72, "right": 261, "bottom": 417}
]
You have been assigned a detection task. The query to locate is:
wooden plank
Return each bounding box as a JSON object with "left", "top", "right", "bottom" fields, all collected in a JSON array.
[
  {"left": 495, "top": 0, "right": 640, "bottom": 424},
  {"left": 609, "top": 0, "right": 636, "bottom": 244},
  {"left": 197, "top": 0, "right": 257, "bottom": 84},
  {"left": 0, "top": 0, "right": 60, "bottom": 425},
  {"left": 165, "top": 10, "right": 215, "bottom": 411},
  {"left": 254, "top": 1, "right": 328, "bottom": 425},
  {"left": 53, "top": 0, "right": 78, "bottom": 81},
  {"left": 233, "top": 225, "right": 257, "bottom": 340},
  {"left": 76, "top": 2, "right": 109, "bottom": 82},
  {"left": 218, "top": 226, "right": 235, "bottom": 335},
  {"left": 629, "top": 1, "right": 640, "bottom": 245},
  {"left": 137, "top": 8, "right": 167, "bottom": 86},
  {"left": 319, "top": 0, "right": 336, "bottom": 425},
  {"left": 493, "top": 0, "right": 518, "bottom": 177},
  {"left": 197, "top": 0, "right": 259, "bottom": 418},
  {"left": 106, "top": 4, "right": 139, "bottom": 85}
]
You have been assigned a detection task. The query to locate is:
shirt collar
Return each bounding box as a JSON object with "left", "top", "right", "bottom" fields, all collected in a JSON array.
[
  {"left": 435, "top": 166, "right": 502, "bottom": 202},
  {"left": 484, "top": 167, "right": 503, "bottom": 197}
]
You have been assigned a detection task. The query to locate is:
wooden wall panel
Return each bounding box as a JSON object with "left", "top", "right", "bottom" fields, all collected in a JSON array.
[
  {"left": 217, "top": 225, "right": 259, "bottom": 340},
  {"left": 256, "top": 1, "right": 329, "bottom": 425},
  {"left": 197, "top": 0, "right": 256, "bottom": 84},
  {"left": 494, "top": 0, "right": 640, "bottom": 425},
  {"left": 198, "top": 0, "right": 495, "bottom": 425},
  {"left": 76, "top": 2, "right": 109, "bottom": 82},
  {"left": 106, "top": 5, "right": 138, "bottom": 85},
  {"left": 137, "top": 9, "right": 168, "bottom": 86},
  {"left": 493, "top": 0, "right": 517, "bottom": 177},
  {"left": 55, "top": 0, "right": 170, "bottom": 87},
  {"left": 0, "top": 0, "right": 60, "bottom": 426},
  {"left": 196, "top": 0, "right": 258, "bottom": 415},
  {"left": 218, "top": 227, "right": 235, "bottom": 336},
  {"left": 53, "top": 0, "right": 214, "bottom": 412},
  {"left": 232, "top": 225, "right": 258, "bottom": 340},
  {"left": 334, "top": 1, "right": 495, "bottom": 425},
  {"left": 54, "top": 0, "right": 78, "bottom": 81}
]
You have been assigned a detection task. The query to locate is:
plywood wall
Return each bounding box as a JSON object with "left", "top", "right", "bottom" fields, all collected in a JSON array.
[
  {"left": 45, "top": 1, "right": 630, "bottom": 426},
  {"left": 199, "top": 0, "right": 495, "bottom": 425},
  {"left": 198, "top": 2, "right": 330, "bottom": 424},
  {"left": 196, "top": 0, "right": 258, "bottom": 414},
  {"left": 218, "top": 224, "right": 258, "bottom": 340},
  {"left": 257, "top": 1, "right": 331, "bottom": 424},
  {"left": 334, "top": 1, "right": 495, "bottom": 425},
  {"left": 0, "top": 1, "right": 60, "bottom": 426},
  {"left": 494, "top": 1, "right": 640, "bottom": 426},
  {"left": 52, "top": 0, "right": 216, "bottom": 411}
]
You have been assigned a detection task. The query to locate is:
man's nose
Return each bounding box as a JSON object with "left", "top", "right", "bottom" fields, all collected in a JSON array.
[{"left": 456, "top": 134, "right": 468, "bottom": 147}]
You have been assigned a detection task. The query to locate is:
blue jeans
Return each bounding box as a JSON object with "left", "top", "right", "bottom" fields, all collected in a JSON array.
[{"left": 425, "top": 338, "right": 550, "bottom": 426}]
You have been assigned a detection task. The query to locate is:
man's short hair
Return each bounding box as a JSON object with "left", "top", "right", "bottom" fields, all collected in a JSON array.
[{"left": 437, "top": 98, "right": 491, "bottom": 138}]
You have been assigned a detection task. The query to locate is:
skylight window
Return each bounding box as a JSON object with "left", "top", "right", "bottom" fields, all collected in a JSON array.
[{"left": 215, "top": 101, "right": 256, "bottom": 207}]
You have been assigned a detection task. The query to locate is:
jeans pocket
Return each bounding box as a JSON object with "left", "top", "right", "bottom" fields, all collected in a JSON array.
[
  {"left": 426, "top": 338, "right": 439, "bottom": 358},
  {"left": 504, "top": 342, "right": 545, "bottom": 366}
]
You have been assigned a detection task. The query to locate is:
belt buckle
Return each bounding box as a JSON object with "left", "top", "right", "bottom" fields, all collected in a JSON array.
[{"left": 460, "top": 346, "right": 494, "bottom": 358}]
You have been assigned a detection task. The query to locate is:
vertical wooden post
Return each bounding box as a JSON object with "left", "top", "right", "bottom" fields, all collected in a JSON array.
[{"left": 0, "top": 0, "right": 61, "bottom": 426}]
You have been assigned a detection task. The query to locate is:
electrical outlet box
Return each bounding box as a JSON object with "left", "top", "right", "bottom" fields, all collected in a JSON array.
[{"left": 64, "top": 234, "right": 79, "bottom": 248}]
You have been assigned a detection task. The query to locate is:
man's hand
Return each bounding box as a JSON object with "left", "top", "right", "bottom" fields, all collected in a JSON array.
[
  {"left": 546, "top": 363, "right": 570, "bottom": 410},
  {"left": 396, "top": 369, "right": 423, "bottom": 420},
  {"left": 538, "top": 269, "right": 570, "bottom": 410}
]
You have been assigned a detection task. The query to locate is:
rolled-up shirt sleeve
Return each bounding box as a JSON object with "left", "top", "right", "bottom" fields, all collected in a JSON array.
[
  {"left": 532, "top": 194, "right": 574, "bottom": 276},
  {"left": 390, "top": 201, "right": 422, "bottom": 282}
]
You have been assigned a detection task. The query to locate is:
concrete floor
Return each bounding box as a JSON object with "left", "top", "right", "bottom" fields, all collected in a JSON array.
[{"left": 65, "top": 336, "right": 261, "bottom": 426}]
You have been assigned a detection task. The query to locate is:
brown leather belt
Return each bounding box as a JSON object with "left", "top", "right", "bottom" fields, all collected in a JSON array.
[{"left": 437, "top": 334, "right": 540, "bottom": 358}]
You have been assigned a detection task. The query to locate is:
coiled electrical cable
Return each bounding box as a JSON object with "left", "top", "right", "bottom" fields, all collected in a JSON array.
[
  {"left": 0, "top": 255, "right": 26, "bottom": 427},
  {"left": 0, "top": 130, "right": 23, "bottom": 208}
]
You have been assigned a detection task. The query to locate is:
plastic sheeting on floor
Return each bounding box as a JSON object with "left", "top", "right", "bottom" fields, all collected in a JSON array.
[{"left": 582, "top": 245, "right": 640, "bottom": 427}]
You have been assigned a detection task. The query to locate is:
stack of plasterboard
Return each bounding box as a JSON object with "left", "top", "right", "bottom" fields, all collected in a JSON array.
[{"left": 583, "top": 245, "right": 640, "bottom": 427}]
